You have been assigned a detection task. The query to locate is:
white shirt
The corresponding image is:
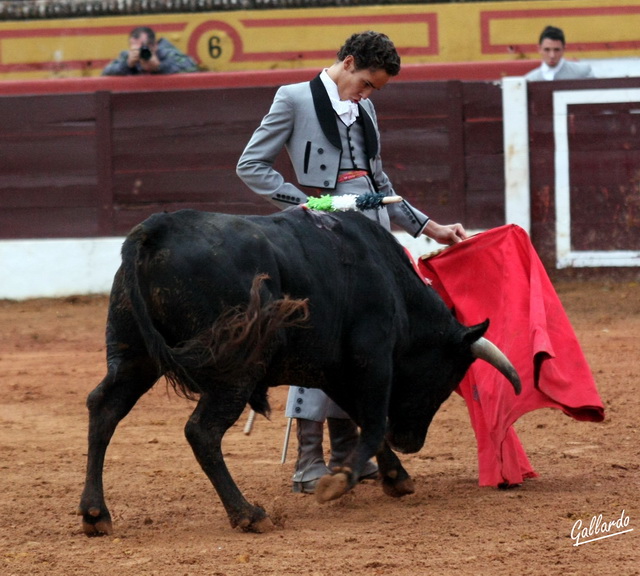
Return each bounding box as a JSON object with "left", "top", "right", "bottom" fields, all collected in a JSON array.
[
  {"left": 541, "top": 59, "right": 566, "bottom": 80},
  {"left": 320, "top": 69, "right": 359, "bottom": 126}
]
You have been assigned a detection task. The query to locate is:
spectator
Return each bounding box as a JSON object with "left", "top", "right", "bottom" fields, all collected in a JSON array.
[
  {"left": 102, "top": 26, "right": 198, "bottom": 76},
  {"left": 525, "top": 26, "right": 595, "bottom": 81}
]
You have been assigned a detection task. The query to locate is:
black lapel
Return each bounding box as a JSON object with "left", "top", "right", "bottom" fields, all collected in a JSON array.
[
  {"left": 358, "top": 103, "right": 379, "bottom": 159},
  {"left": 310, "top": 74, "right": 342, "bottom": 150}
]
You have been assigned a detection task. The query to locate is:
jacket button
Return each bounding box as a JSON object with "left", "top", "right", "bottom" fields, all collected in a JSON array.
[
  {"left": 320, "top": 164, "right": 326, "bottom": 170},
  {"left": 318, "top": 148, "right": 324, "bottom": 154},
  {"left": 323, "top": 180, "right": 330, "bottom": 187},
  {"left": 295, "top": 407, "right": 301, "bottom": 413},
  {"left": 298, "top": 387, "right": 305, "bottom": 393},
  {"left": 296, "top": 398, "right": 303, "bottom": 404}
]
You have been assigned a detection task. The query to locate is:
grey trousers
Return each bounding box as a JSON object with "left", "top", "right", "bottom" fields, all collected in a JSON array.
[{"left": 285, "top": 387, "right": 349, "bottom": 421}]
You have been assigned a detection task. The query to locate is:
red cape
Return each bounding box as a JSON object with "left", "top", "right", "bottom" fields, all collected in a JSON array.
[{"left": 418, "top": 224, "right": 605, "bottom": 486}]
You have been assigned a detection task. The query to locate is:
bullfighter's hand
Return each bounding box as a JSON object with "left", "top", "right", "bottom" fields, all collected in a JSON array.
[{"left": 424, "top": 220, "right": 468, "bottom": 245}]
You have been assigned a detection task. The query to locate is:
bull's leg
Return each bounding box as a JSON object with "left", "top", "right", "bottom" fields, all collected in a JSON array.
[
  {"left": 376, "top": 441, "right": 415, "bottom": 498},
  {"left": 315, "top": 361, "right": 392, "bottom": 503},
  {"left": 184, "top": 393, "right": 274, "bottom": 533},
  {"left": 79, "top": 358, "right": 158, "bottom": 536},
  {"left": 315, "top": 427, "right": 415, "bottom": 502}
]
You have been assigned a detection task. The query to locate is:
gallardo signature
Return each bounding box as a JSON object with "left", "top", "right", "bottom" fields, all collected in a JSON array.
[{"left": 571, "top": 510, "right": 633, "bottom": 546}]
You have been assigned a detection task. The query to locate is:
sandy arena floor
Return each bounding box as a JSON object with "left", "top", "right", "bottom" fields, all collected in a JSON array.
[{"left": 0, "top": 281, "right": 638, "bottom": 575}]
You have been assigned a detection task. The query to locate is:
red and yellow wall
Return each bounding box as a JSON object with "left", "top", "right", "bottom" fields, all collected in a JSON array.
[{"left": 1, "top": 0, "right": 640, "bottom": 81}]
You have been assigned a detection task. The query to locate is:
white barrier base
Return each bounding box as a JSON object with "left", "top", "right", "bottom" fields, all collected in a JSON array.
[{"left": 1, "top": 237, "right": 125, "bottom": 300}]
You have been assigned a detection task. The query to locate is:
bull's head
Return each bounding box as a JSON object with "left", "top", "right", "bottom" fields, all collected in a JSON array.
[{"left": 386, "top": 319, "right": 520, "bottom": 454}]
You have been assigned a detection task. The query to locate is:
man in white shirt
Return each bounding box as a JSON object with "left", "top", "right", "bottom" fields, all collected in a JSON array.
[
  {"left": 237, "top": 31, "right": 466, "bottom": 494},
  {"left": 525, "top": 26, "right": 595, "bottom": 82}
]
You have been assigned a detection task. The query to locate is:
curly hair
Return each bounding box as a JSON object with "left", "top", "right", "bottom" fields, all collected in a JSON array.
[{"left": 336, "top": 31, "right": 401, "bottom": 76}]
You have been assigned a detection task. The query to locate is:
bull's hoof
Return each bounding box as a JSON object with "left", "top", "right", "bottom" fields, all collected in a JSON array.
[
  {"left": 251, "top": 516, "right": 276, "bottom": 533},
  {"left": 234, "top": 515, "right": 275, "bottom": 533},
  {"left": 315, "top": 472, "right": 350, "bottom": 503},
  {"left": 79, "top": 506, "right": 113, "bottom": 537},
  {"left": 231, "top": 505, "right": 275, "bottom": 533},
  {"left": 381, "top": 475, "right": 416, "bottom": 498}
]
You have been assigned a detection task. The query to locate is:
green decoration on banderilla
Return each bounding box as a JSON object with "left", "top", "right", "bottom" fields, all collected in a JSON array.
[{"left": 304, "top": 193, "right": 403, "bottom": 212}]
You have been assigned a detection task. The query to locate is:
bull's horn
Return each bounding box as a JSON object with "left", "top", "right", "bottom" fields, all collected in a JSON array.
[{"left": 470, "top": 337, "right": 521, "bottom": 395}]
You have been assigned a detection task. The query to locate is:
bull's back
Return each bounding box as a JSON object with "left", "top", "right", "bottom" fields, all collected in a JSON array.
[
  {"left": 121, "top": 207, "right": 441, "bottom": 354},
  {"left": 122, "top": 210, "right": 284, "bottom": 340}
]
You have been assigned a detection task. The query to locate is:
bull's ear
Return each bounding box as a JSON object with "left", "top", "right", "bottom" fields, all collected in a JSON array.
[{"left": 464, "top": 319, "right": 490, "bottom": 345}]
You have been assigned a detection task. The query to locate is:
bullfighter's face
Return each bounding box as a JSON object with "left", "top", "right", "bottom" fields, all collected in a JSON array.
[{"left": 336, "top": 55, "right": 391, "bottom": 103}]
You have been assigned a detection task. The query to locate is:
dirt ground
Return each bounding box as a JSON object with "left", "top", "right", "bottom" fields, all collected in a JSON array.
[{"left": 0, "top": 280, "right": 638, "bottom": 576}]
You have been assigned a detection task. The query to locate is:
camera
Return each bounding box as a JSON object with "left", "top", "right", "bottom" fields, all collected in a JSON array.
[{"left": 139, "top": 45, "right": 152, "bottom": 61}]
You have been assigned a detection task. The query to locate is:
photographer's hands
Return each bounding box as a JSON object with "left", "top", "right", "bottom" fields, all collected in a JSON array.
[
  {"left": 127, "top": 41, "right": 160, "bottom": 72},
  {"left": 138, "top": 51, "right": 160, "bottom": 73},
  {"left": 126, "top": 46, "right": 140, "bottom": 69}
]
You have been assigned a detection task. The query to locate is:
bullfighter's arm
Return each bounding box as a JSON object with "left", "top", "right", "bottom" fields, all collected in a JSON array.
[{"left": 236, "top": 87, "right": 310, "bottom": 210}]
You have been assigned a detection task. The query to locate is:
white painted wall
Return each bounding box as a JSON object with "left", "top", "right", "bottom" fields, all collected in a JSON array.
[
  {"left": 584, "top": 57, "right": 640, "bottom": 79},
  {"left": 1, "top": 237, "right": 125, "bottom": 300},
  {"left": 502, "top": 77, "right": 530, "bottom": 233}
]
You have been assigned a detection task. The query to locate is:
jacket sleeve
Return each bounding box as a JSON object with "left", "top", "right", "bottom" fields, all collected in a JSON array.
[
  {"left": 236, "top": 86, "right": 310, "bottom": 210},
  {"left": 158, "top": 50, "right": 198, "bottom": 74},
  {"left": 101, "top": 51, "right": 134, "bottom": 76},
  {"left": 524, "top": 67, "right": 543, "bottom": 82},
  {"left": 156, "top": 45, "right": 198, "bottom": 74},
  {"left": 576, "top": 62, "right": 596, "bottom": 79}
]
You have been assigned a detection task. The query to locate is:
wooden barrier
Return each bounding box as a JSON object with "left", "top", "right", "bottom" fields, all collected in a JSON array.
[
  {"left": 0, "top": 65, "right": 509, "bottom": 240},
  {"left": 526, "top": 77, "right": 640, "bottom": 270},
  {"left": 3, "top": 67, "right": 640, "bottom": 277}
]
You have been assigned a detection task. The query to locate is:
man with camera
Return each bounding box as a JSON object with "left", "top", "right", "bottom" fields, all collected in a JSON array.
[{"left": 102, "top": 26, "right": 198, "bottom": 76}]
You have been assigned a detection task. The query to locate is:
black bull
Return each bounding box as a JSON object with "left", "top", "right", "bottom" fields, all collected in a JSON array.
[{"left": 79, "top": 208, "right": 520, "bottom": 534}]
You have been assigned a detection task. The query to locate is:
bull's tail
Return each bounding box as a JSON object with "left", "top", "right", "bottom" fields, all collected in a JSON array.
[
  {"left": 170, "top": 273, "right": 310, "bottom": 400},
  {"left": 121, "top": 225, "right": 309, "bottom": 402}
]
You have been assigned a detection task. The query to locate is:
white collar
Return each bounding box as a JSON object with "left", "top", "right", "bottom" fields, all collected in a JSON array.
[
  {"left": 541, "top": 59, "right": 565, "bottom": 80},
  {"left": 320, "top": 69, "right": 359, "bottom": 126}
]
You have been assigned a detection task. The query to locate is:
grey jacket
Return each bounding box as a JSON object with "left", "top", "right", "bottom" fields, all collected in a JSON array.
[
  {"left": 237, "top": 74, "right": 429, "bottom": 237},
  {"left": 525, "top": 60, "right": 595, "bottom": 82}
]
